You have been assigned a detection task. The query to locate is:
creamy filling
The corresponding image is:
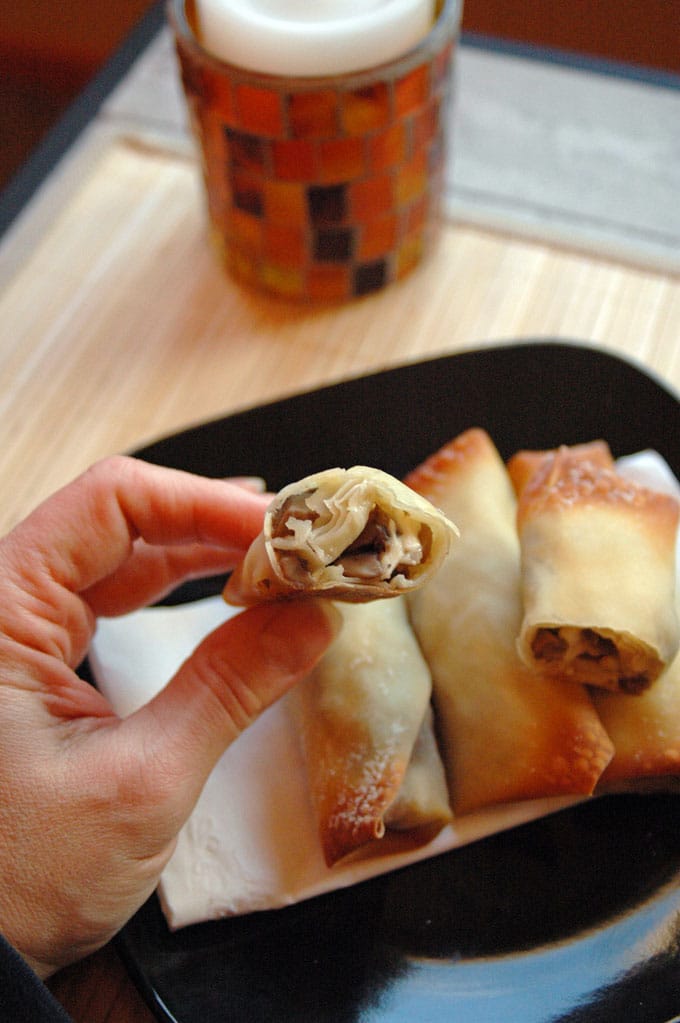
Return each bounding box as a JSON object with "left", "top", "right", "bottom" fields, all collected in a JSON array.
[
  {"left": 335, "top": 508, "right": 424, "bottom": 580},
  {"left": 270, "top": 493, "right": 429, "bottom": 585},
  {"left": 531, "top": 625, "right": 652, "bottom": 693}
]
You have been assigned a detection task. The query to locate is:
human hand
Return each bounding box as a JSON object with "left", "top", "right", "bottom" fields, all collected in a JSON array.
[{"left": 0, "top": 456, "right": 339, "bottom": 978}]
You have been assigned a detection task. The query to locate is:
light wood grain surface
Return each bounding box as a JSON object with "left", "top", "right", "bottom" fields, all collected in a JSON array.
[
  {"left": 100, "top": 28, "right": 680, "bottom": 270},
  {"left": 3, "top": 135, "right": 679, "bottom": 541},
  {"left": 1, "top": 31, "right": 679, "bottom": 1023},
  {"left": 4, "top": 28, "right": 680, "bottom": 291}
]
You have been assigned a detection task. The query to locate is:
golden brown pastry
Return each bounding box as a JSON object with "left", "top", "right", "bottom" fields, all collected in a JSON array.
[
  {"left": 224, "top": 465, "right": 458, "bottom": 606},
  {"left": 507, "top": 439, "right": 614, "bottom": 497},
  {"left": 513, "top": 444, "right": 680, "bottom": 693},
  {"left": 594, "top": 650, "right": 680, "bottom": 791},
  {"left": 405, "top": 428, "right": 614, "bottom": 815},
  {"left": 292, "top": 598, "right": 452, "bottom": 866},
  {"left": 383, "top": 706, "right": 452, "bottom": 832}
]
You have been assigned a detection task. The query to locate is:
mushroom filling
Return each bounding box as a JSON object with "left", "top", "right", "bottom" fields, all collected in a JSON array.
[
  {"left": 531, "top": 626, "right": 652, "bottom": 692},
  {"left": 271, "top": 494, "right": 429, "bottom": 584},
  {"left": 331, "top": 508, "right": 426, "bottom": 581}
]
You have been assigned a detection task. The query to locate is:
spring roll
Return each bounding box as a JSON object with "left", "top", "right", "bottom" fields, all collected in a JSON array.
[
  {"left": 592, "top": 448, "right": 680, "bottom": 790},
  {"left": 405, "top": 428, "right": 614, "bottom": 815},
  {"left": 593, "top": 652, "right": 680, "bottom": 791},
  {"left": 384, "top": 706, "right": 451, "bottom": 831},
  {"left": 292, "top": 598, "right": 452, "bottom": 866},
  {"left": 224, "top": 465, "right": 458, "bottom": 607},
  {"left": 512, "top": 444, "right": 680, "bottom": 693}
]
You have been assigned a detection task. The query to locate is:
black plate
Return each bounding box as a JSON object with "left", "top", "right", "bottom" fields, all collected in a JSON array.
[{"left": 119, "top": 340, "right": 680, "bottom": 1023}]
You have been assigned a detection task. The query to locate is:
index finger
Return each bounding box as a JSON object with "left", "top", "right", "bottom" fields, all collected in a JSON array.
[{"left": 2, "top": 456, "right": 270, "bottom": 595}]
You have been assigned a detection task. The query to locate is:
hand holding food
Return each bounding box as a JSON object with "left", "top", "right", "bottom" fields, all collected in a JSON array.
[{"left": 0, "top": 457, "right": 339, "bottom": 977}]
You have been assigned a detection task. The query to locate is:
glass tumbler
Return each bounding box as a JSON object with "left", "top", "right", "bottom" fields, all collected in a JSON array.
[{"left": 169, "top": 0, "right": 462, "bottom": 302}]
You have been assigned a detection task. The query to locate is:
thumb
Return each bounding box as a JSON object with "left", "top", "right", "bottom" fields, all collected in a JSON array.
[{"left": 123, "top": 599, "right": 341, "bottom": 812}]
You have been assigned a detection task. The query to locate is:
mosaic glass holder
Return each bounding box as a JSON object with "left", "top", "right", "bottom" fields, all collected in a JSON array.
[{"left": 169, "top": 0, "right": 462, "bottom": 302}]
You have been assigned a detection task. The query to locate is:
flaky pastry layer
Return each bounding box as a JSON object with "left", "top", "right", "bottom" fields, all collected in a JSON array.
[{"left": 224, "top": 465, "right": 458, "bottom": 606}]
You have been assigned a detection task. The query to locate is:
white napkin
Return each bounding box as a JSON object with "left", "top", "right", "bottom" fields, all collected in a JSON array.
[
  {"left": 88, "top": 450, "right": 678, "bottom": 930},
  {"left": 90, "top": 599, "right": 579, "bottom": 928}
]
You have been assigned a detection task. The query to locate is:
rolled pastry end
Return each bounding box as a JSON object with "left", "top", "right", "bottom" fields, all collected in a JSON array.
[
  {"left": 521, "top": 625, "right": 664, "bottom": 694},
  {"left": 317, "top": 761, "right": 406, "bottom": 867},
  {"left": 319, "top": 759, "right": 452, "bottom": 867},
  {"left": 224, "top": 465, "right": 458, "bottom": 606},
  {"left": 515, "top": 446, "right": 680, "bottom": 693}
]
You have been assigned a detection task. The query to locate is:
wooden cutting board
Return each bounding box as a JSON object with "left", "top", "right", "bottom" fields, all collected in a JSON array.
[{"left": 1, "top": 135, "right": 679, "bottom": 535}]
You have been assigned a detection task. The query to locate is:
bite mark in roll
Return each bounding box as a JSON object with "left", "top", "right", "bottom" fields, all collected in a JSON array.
[{"left": 224, "top": 466, "right": 458, "bottom": 606}]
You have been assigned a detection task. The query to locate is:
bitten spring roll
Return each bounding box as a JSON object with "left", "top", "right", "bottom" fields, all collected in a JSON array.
[{"left": 224, "top": 466, "right": 458, "bottom": 607}]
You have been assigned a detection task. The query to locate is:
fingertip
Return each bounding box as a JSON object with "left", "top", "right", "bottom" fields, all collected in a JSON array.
[
  {"left": 224, "top": 476, "right": 269, "bottom": 494},
  {"left": 222, "top": 565, "right": 246, "bottom": 607}
]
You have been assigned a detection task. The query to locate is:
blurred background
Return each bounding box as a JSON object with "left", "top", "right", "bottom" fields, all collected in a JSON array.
[{"left": 1, "top": 0, "right": 679, "bottom": 190}]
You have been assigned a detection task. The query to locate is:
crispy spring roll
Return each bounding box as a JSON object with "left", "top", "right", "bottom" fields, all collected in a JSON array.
[
  {"left": 224, "top": 466, "right": 458, "bottom": 607},
  {"left": 593, "top": 651, "right": 680, "bottom": 791},
  {"left": 512, "top": 444, "right": 680, "bottom": 693},
  {"left": 508, "top": 440, "right": 614, "bottom": 497},
  {"left": 384, "top": 706, "right": 451, "bottom": 830},
  {"left": 405, "top": 428, "right": 614, "bottom": 815},
  {"left": 592, "top": 449, "right": 680, "bottom": 790},
  {"left": 292, "top": 598, "right": 452, "bottom": 866}
]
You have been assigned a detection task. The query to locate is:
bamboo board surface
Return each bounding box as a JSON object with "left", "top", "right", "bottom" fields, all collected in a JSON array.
[{"left": 2, "top": 136, "right": 680, "bottom": 537}]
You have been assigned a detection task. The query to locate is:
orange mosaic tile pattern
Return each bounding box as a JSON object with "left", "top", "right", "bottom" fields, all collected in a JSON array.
[{"left": 173, "top": 0, "right": 460, "bottom": 301}]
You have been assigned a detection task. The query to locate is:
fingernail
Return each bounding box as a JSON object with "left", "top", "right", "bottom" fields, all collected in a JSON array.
[{"left": 225, "top": 476, "right": 268, "bottom": 493}]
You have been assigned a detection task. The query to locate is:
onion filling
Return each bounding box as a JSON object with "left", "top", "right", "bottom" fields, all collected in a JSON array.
[{"left": 271, "top": 493, "right": 431, "bottom": 585}]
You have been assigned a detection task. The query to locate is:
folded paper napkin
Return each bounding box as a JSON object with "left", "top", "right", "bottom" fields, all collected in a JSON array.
[{"left": 88, "top": 451, "right": 679, "bottom": 930}]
